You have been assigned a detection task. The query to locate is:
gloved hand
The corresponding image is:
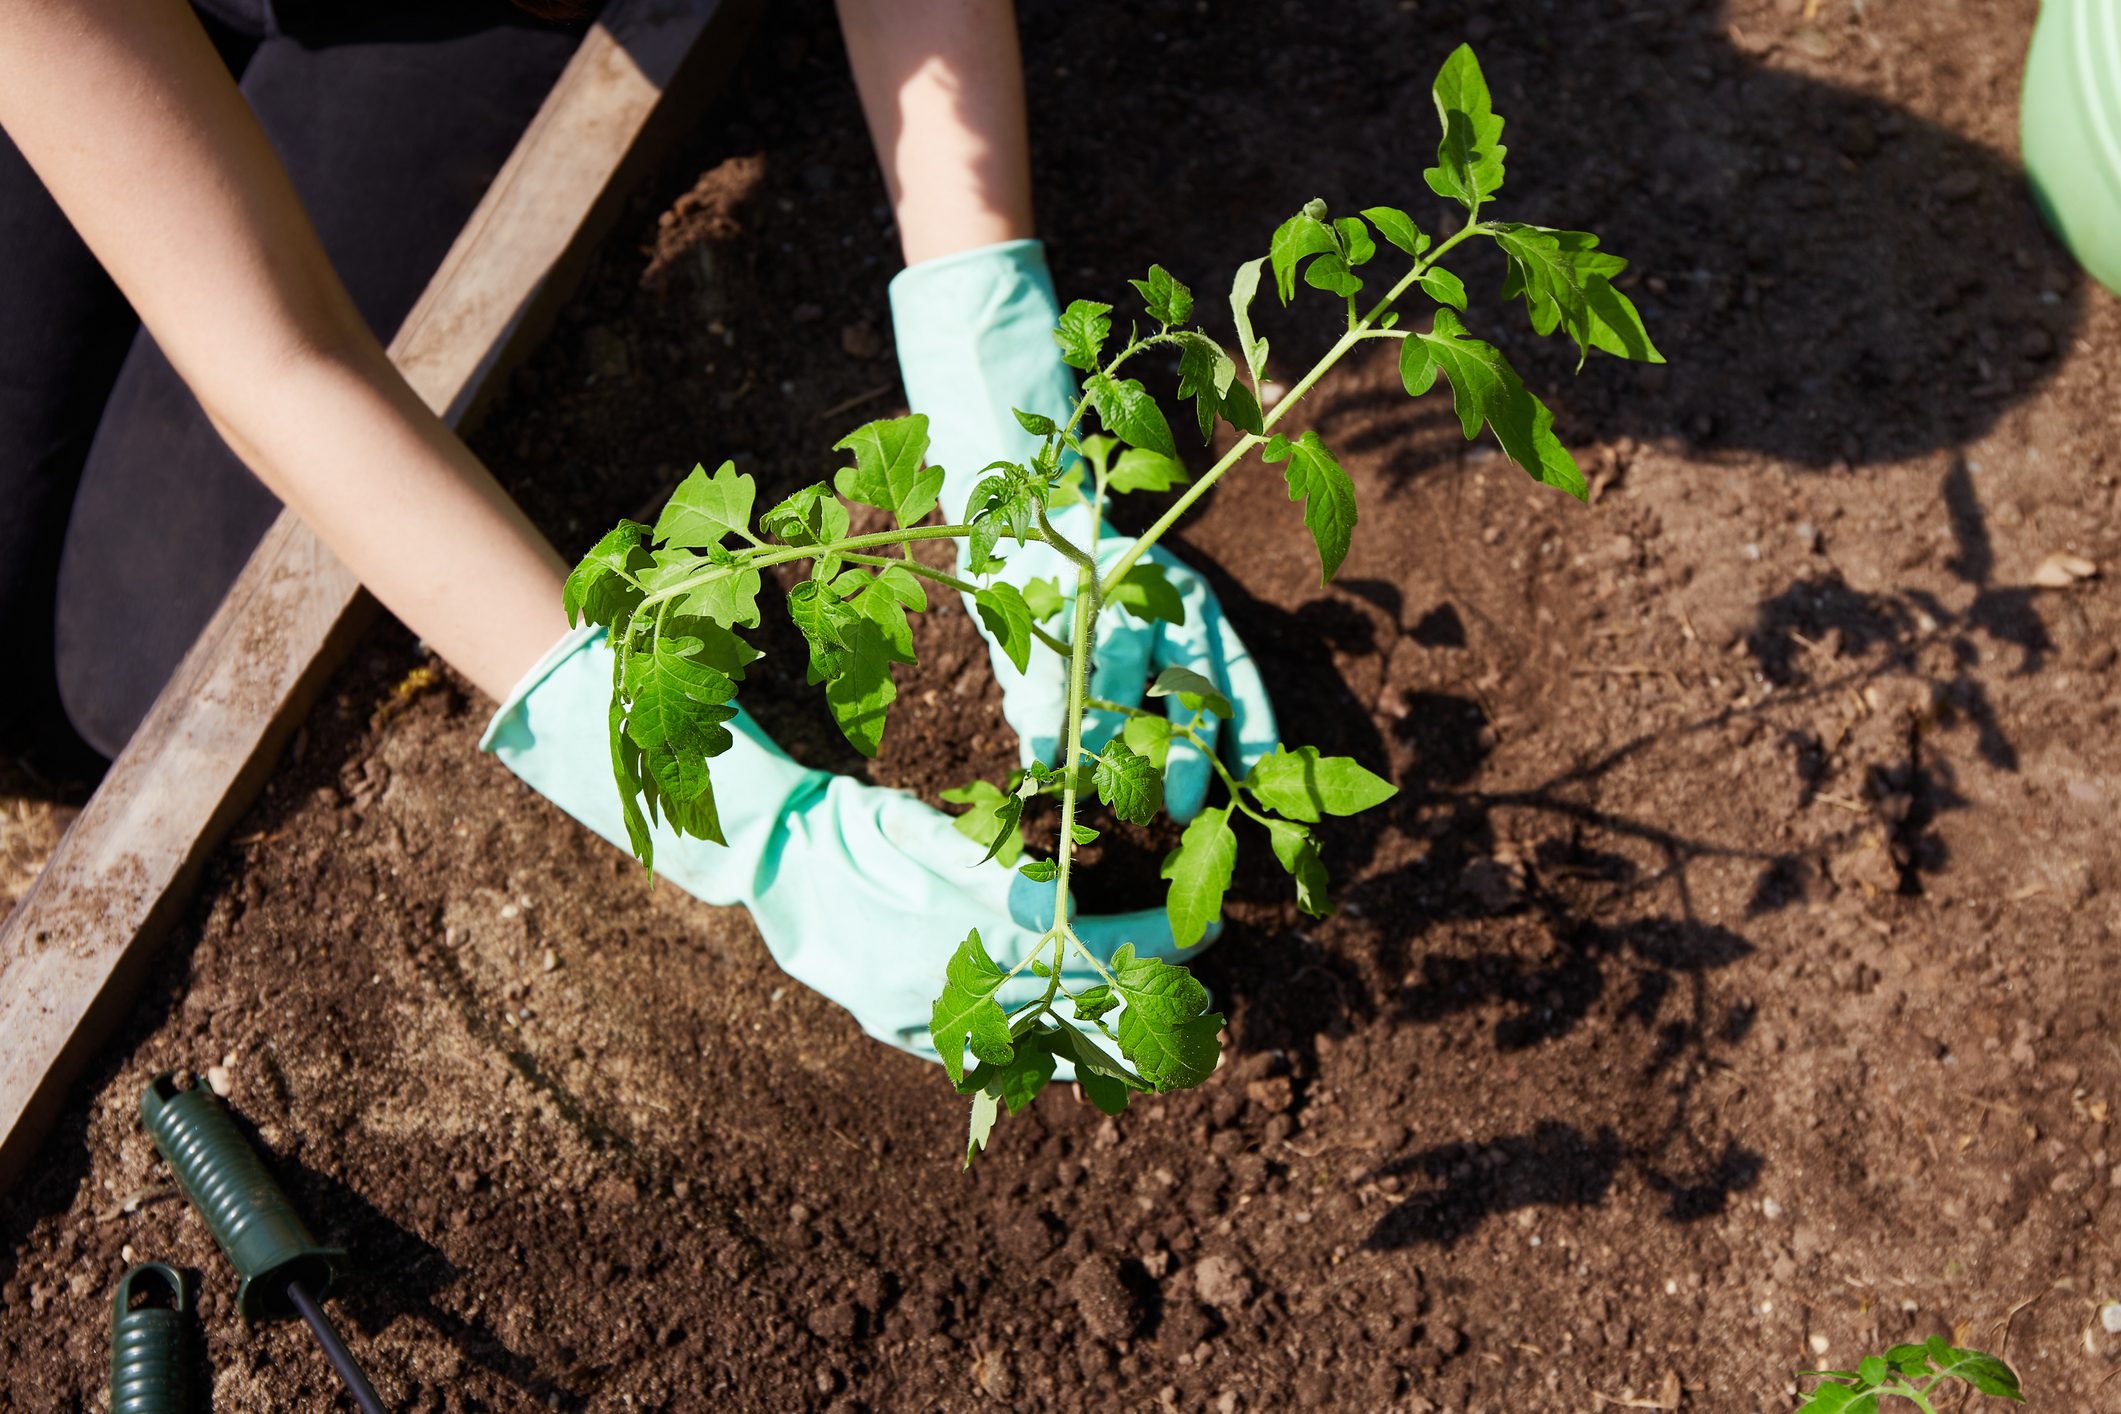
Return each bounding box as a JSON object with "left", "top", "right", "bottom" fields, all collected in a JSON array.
[
  {"left": 481, "top": 627, "right": 1212, "bottom": 1066},
  {"left": 889, "top": 238, "right": 1279, "bottom": 818}
]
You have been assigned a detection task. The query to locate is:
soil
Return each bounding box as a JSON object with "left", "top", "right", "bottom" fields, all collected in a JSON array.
[{"left": 6, "top": 0, "right": 2120, "bottom": 1409}]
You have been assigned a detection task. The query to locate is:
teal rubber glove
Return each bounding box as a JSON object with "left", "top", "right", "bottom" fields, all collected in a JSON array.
[
  {"left": 480, "top": 627, "right": 1212, "bottom": 1066},
  {"left": 889, "top": 238, "right": 1279, "bottom": 819}
]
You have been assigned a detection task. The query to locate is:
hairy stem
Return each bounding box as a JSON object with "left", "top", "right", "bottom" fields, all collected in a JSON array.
[{"left": 1050, "top": 560, "right": 1098, "bottom": 934}]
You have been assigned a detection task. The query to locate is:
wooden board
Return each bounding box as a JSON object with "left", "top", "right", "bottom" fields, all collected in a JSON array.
[{"left": 0, "top": 0, "right": 752, "bottom": 1191}]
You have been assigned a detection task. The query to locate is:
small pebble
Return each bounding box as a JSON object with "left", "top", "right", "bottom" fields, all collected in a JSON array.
[
  {"left": 1809, "top": 1333, "right": 1831, "bottom": 1356},
  {"left": 205, "top": 1065, "right": 232, "bottom": 1097},
  {"left": 2102, "top": 1302, "right": 2121, "bottom": 1335},
  {"left": 541, "top": 948, "right": 559, "bottom": 973}
]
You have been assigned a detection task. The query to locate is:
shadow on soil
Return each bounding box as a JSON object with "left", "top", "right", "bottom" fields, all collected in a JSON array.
[{"left": 1163, "top": 418, "right": 2051, "bottom": 1254}]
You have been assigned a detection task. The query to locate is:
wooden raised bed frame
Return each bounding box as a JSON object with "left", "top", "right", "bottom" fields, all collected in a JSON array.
[{"left": 0, "top": 0, "right": 756, "bottom": 1191}]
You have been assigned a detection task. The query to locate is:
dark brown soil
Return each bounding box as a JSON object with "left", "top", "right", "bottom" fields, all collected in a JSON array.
[{"left": 7, "top": 1, "right": 2120, "bottom": 1409}]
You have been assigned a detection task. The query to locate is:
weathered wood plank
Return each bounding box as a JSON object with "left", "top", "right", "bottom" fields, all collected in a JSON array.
[{"left": 0, "top": 0, "right": 750, "bottom": 1191}]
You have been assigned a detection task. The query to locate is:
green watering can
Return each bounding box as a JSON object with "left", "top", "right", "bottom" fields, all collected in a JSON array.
[{"left": 2023, "top": 0, "right": 2121, "bottom": 294}]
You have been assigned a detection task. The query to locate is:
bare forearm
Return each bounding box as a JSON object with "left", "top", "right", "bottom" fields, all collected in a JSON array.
[
  {"left": 0, "top": 0, "right": 566, "bottom": 701},
  {"left": 835, "top": 0, "right": 1035, "bottom": 264},
  {"left": 203, "top": 343, "right": 568, "bottom": 699}
]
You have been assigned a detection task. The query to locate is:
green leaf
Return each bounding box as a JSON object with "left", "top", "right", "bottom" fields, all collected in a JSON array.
[
  {"left": 959, "top": 1026, "right": 1058, "bottom": 1116},
  {"left": 1086, "top": 372, "right": 1179, "bottom": 462},
  {"left": 1160, "top": 806, "right": 1236, "bottom": 948},
  {"left": 1490, "top": 224, "right": 1664, "bottom": 367},
  {"left": 1055, "top": 299, "right": 1113, "bottom": 372},
  {"left": 1021, "top": 576, "right": 1066, "bottom": 622},
  {"left": 1400, "top": 332, "right": 1439, "bottom": 398},
  {"left": 1219, "top": 379, "right": 1265, "bottom": 436},
  {"left": 1794, "top": 1386, "right": 1877, "bottom": 1414},
  {"left": 1147, "top": 665, "right": 1232, "bottom": 720},
  {"left": 564, "top": 521, "right": 650, "bottom": 627},
  {"left": 1129, "top": 263, "right": 1194, "bottom": 326},
  {"left": 1270, "top": 205, "right": 1341, "bottom": 304},
  {"left": 964, "top": 1089, "right": 1000, "bottom": 1166},
  {"left": 787, "top": 578, "right": 861, "bottom": 680},
  {"left": 1923, "top": 1342, "right": 2023, "bottom": 1401},
  {"left": 1412, "top": 309, "right": 1585, "bottom": 499},
  {"left": 1417, "top": 266, "right": 1468, "bottom": 312},
  {"left": 759, "top": 482, "right": 851, "bottom": 547},
  {"left": 1245, "top": 743, "right": 1398, "bottom": 822},
  {"left": 1109, "top": 562, "right": 1185, "bottom": 626},
  {"left": 1019, "top": 859, "right": 1059, "bottom": 883},
  {"left": 669, "top": 563, "right": 762, "bottom": 629},
  {"left": 942, "top": 779, "right": 1026, "bottom": 867},
  {"left": 1110, "top": 943, "right": 1224, "bottom": 1089},
  {"left": 1013, "top": 407, "right": 1059, "bottom": 437},
  {"left": 833, "top": 414, "right": 946, "bottom": 527},
  {"left": 1265, "top": 819, "right": 1333, "bottom": 918},
  {"left": 1261, "top": 429, "right": 1358, "bottom": 583},
  {"left": 1077, "top": 1069, "right": 1134, "bottom": 1116},
  {"left": 1334, "top": 216, "right": 1376, "bottom": 267},
  {"left": 974, "top": 582, "right": 1036, "bottom": 674},
  {"left": 653, "top": 461, "right": 756, "bottom": 549},
  {"left": 1425, "top": 42, "right": 1507, "bottom": 212},
  {"left": 1070, "top": 984, "right": 1118, "bottom": 1022},
  {"left": 1229, "top": 258, "right": 1269, "bottom": 385},
  {"left": 929, "top": 929, "right": 1016, "bottom": 1087},
  {"left": 621, "top": 628, "right": 742, "bottom": 787},
  {"left": 1111, "top": 453, "right": 1196, "bottom": 502},
  {"left": 963, "top": 462, "right": 1045, "bottom": 574},
  {"left": 821, "top": 617, "right": 896, "bottom": 757},
  {"left": 1044, "top": 1024, "right": 1143, "bottom": 1115},
  {"left": 851, "top": 561, "right": 926, "bottom": 665},
  {"left": 1360, "top": 205, "right": 1429, "bottom": 258},
  {"left": 608, "top": 699, "right": 655, "bottom": 869},
  {"left": 1094, "top": 739, "right": 1164, "bottom": 826},
  {"left": 1172, "top": 331, "right": 1239, "bottom": 442},
  {"left": 1302, "top": 251, "right": 1362, "bottom": 299},
  {"left": 1122, "top": 713, "right": 1172, "bottom": 770},
  {"left": 1071, "top": 822, "right": 1100, "bottom": 845}
]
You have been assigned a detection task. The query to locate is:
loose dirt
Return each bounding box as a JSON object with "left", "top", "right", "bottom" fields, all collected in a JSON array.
[{"left": 6, "top": 0, "right": 2118, "bottom": 1409}]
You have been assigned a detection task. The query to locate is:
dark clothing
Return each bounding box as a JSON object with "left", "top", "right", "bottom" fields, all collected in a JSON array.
[{"left": 0, "top": 2, "right": 585, "bottom": 761}]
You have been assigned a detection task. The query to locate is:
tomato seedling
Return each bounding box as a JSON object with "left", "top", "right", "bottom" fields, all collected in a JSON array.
[
  {"left": 1796, "top": 1336, "right": 2025, "bottom": 1411},
  {"left": 566, "top": 45, "right": 1663, "bottom": 1160}
]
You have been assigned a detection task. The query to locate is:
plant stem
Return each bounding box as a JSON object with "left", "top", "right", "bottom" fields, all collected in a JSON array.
[
  {"left": 635, "top": 522, "right": 993, "bottom": 615},
  {"left": 1095, "top": 221, "right": 1488, "bottom": 599},
  {"left": 1178, "top": 724, "right": 1275, "bottom": 826},
  {"left": 1050, "top": 561, "right": 1098, "bottom": 935},
  {"left": 1036, "top": 504, "right": 1101, "bottom": 584}
]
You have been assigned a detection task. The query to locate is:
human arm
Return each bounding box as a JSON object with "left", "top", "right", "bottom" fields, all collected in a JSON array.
[
  {"left": 834, "top": 0, "right": 1035, "bottom": 266},
  {"left": 0, "top": 0, "right": 567, "bottom": 701},
  {"left": 834, "top": 0, "right": 1280, "bottom": 811}
]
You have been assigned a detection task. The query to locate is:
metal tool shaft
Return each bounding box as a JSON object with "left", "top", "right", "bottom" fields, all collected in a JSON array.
[{"left": 286, "top": 1279, "right": 386, "bottom": 1414}]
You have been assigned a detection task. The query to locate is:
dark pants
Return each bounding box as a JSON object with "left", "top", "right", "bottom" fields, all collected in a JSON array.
[{"left": 0, "top": 1, "right": 586, "bottom": 763}]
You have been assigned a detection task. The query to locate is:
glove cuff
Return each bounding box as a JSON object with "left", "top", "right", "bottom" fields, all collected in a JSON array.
[
  {"left": 889, "top": 237, "right": 1080, "bottom": 524},
  {"left": 480, "top": 627, "right": 825, "bottom": 905}
]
